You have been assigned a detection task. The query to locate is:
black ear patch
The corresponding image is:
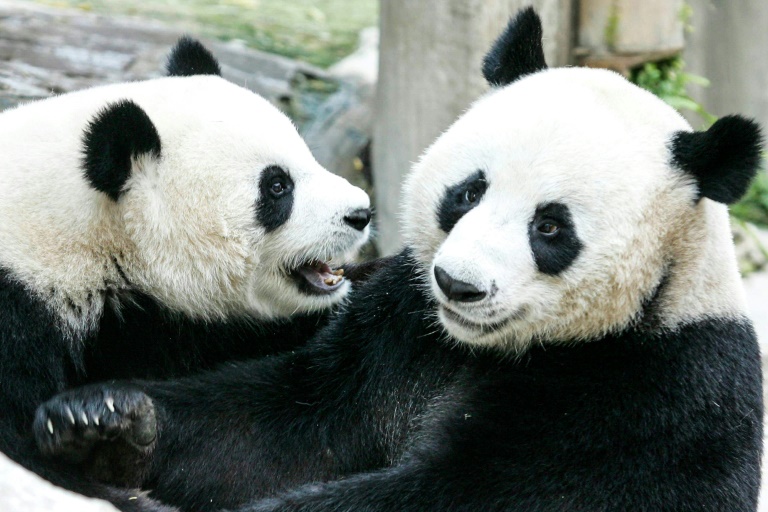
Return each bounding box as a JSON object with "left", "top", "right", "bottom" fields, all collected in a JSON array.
[
  {"left": 82, "top": 100, "right": 162, "bottom": 201},
  {"left": 482, "top": 6, "right": 547, "bottom": 87},
  {"left": 167, "top": 36, "right": 222, "bottom": 77},
  {"left": 670, "top": 115, "right": 763, "bottom": 204}
]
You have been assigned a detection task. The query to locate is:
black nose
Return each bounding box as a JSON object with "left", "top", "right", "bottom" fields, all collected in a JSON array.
[
  {"left": 433, "top": 266, "right": 486, "bottom": 302},
  {"left": 344, "top": 208, "right": 371, "bottom": 231}
]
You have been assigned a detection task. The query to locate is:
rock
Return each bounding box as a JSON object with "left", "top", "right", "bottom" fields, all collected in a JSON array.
[
  {"left": 302, "top": 28, "right": 378, "bottom": 189},
  {"left": 328, "top": 27, "right": 379, "bottom": 85},
  {"left": 0, "top": 452, "right": 118, "bottom": 512}
]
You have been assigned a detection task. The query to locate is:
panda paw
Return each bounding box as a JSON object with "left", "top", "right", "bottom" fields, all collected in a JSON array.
[{"left": 34, "top": 384, "right": 156, "bottom": 463}]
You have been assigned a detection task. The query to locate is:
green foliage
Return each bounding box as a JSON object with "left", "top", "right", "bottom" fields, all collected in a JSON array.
[
  {"left": 631, "top": 57, "right": 716, "bottom": 126},
  {"left": 35, "top": 0, "right": 377, "bottom": 68},
  {"left": 677, "top": 2, "right": 694, "bottom": 33},
  {"left": 731, "top": 166, "right": 768, "bottom": 228}
]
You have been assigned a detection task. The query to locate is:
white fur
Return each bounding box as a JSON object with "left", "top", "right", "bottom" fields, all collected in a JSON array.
[
  {"left": 402, "top": 68, "right": 746, "bottom": 351},
  {"left": 0, "top": 75, "right": 370, "bottom": 336}
]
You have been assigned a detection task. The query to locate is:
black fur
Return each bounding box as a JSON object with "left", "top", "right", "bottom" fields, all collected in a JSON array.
[
  {"left": 0, "top": 268, "right": 179, "bottom": 511},
  {"left": 670, "top": 115, "right": 764, "bottom": 204},
  {"left": 82, "top": 100, "right": 162, "bottom": 201},
  {"left": 166, "top": 36, "right": 222, "bottom": 77},
  {"left": 0, "top": 264, "right": 329, "bottom": 512},
  {"left": 437, "top": 170, "right": 487, "bottom": 232},
  {"left": 41, "top": 252, "right": 763, "bottom": 511},
  {"left": 257, "top": 165, "right": 295, "bottom": 232},
  {"left": 85, "top": 292, "right": 327, "bottom": 381},
  {"left": 482, "top": 6, "right": 547, "bottom": 87},
  {"left": 528, "top": 202, "right": 582, "bottom": 275}
]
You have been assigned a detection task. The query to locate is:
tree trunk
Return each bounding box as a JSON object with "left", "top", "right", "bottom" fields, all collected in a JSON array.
[
  {"left": 683, "top": 0, "right": 768, "bottom": 131},
  {"left": 372, "top": 0, "right": 573, "bottom": 255}
]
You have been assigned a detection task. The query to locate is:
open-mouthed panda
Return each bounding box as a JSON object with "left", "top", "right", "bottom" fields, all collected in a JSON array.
[
  {"left": 1, "top": 38, "right": 370, "bottom": 511},
  {"left": 36, "top": 9, "right": 763, "bottom": 512}
]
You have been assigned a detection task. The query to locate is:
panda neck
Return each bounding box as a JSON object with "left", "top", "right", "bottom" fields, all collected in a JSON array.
[
  {"left": 0, "top": 198, "right": 137, "bottom": 339},
  {"left": 658, "top": 200, "right": 748, "bottom": 329}
]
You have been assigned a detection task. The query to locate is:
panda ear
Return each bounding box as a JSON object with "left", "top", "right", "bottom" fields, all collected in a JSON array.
[
  {"left": 167, "top": 36, "right": 222, "bottom": 77},
  {"left": 482, "top": 6, "right": 548, "bottom": 87},
  {"left": 670, "top": 115, "right": 763, "bottom": 205},
  {"left": 82, "top": 100, "right": 162, "bottom": 201}
]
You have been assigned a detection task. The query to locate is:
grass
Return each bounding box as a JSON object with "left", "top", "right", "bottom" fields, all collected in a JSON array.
[{"left": 31, "top": 0, "right": 378, "bottom": 68}]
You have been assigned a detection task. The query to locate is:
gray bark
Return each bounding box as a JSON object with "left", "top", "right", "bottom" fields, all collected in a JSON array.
[{"left": 683, "top": 0, "right": 768, "bottom": 131}]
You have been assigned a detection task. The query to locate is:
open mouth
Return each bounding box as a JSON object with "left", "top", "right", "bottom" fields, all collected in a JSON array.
[{"left": 290, "top": 259, "right": 346, "bottom": 295}]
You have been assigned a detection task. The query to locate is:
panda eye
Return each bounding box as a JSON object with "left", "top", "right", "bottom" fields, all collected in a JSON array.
[
  {"left": 270, "top": 180, "right": 287, "bottom": 196},
  {"left": 537, "top": 222, "right": 560, "bottom": 236},
  {"left": 461, "top": 179, "right": 486, "bottom": 206},
  {"left": 260, "top": 166, "right": 293, "bottom": 200}
]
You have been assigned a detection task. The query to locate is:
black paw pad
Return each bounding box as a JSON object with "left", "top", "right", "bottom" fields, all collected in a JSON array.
[{"left": 34, "top": 384, "right": 156, "bottom": 463}]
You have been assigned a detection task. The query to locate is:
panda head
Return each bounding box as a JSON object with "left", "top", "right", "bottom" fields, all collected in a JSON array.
[
  {"left": 403, "top": 8, "right": 763, "bottom": 351},
  {"left": 80, "top": 38, "right": 371, "bottom": 320}
]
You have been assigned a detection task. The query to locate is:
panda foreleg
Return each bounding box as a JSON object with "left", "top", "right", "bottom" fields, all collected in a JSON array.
[{"left": 226, "top": 461, "right": 479, "bottom": 512}]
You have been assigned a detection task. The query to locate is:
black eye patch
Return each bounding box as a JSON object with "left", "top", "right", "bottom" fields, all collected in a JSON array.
[
  {"left": 528, "top": 202, "right": 582, "bottom": 275},
  {"left": 257, "top": 165, "right": 294, "bottom": 232},
  {"left": 437, "top": 170, "right": 488, "bottom": 233}
]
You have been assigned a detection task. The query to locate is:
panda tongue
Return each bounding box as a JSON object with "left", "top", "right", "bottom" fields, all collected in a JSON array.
[{"left": 297, "top": 260, "right": 343, "bottom": 290}]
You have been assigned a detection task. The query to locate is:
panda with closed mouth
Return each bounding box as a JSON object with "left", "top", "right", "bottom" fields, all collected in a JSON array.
[
  {"left": 0, "top": 38, "right": 370, "bottom": 511},
  {"left": 38, "top": 9, "right": 763, "bottom": 512}
]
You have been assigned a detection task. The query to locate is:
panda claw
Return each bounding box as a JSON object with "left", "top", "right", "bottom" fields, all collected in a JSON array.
[
  {"left": 65, "top": 406, "right": 75, "bottom": 425},
  {"left": 81, "top": 412, "right": 89, "bottom": 425},
  {"left": 93, "top": 416, "right": 100, "bottom": 426},
  {"left": 106, "top": 397, "right": 115, "bottom": 412},
  {"left": 47, "top": 418, "right": 54, "bottom": 435}
]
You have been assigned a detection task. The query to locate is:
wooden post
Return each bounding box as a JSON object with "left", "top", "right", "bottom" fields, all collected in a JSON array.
[
  {"left": 576, "top": 0, "right": 684, "bottom": 75},
  {"left": 372, "top": 0, "right": 573, "bottom": 255}
]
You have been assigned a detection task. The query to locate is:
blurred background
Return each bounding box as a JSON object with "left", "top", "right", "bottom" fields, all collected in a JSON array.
[{"left": 0, "top": 0, "right": 766, "bottom": 509}]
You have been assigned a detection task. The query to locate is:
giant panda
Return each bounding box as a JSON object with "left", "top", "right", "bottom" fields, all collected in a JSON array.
[
  {"left": 1, "top": 38, "right": 371, "bottom": 511},
  {"left": 36, "top": 9, "right": 764, "bottom": 512}
]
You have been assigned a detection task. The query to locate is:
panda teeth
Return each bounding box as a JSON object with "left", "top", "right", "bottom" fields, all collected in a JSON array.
[
  {"left": 293, "top": 259, "right": 346, "bottom": 293},
  {"left": 323, "top": 275, "right": 344, "bottom": 286}
]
